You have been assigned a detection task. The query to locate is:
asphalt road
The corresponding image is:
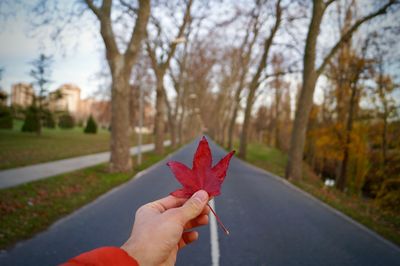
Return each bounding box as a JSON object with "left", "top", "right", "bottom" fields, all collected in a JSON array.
[{"left": 1, "top": 137, "right": 399, "bottom": 266}]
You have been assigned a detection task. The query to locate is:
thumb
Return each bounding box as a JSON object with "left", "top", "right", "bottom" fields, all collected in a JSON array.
[{"left": 177, "top": 190, "right": 209, "bottom": 223}]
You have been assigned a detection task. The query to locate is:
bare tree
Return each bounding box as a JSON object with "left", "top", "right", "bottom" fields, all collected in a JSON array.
[
  {"left": 226, "top": 6, "right": 261, "bottom": 150},
  {"left": 373, "top": 59, "right": 399, "bottom": 167},
  {"left": 285, "top": 0, "right": 398, "bottom": 180},
  {"left": 238, "top": 0, "right": 282, "bottom": 159},
  {"left": 146, "top": 0, "right": 193, "bottom": 154},
  {"left": 84, "top": 0, "right": 150, "bottom": 172}
]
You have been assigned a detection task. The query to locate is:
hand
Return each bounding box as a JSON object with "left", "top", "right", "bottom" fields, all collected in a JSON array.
[{"left": 121, "top": 190, "right": 210, "bottom": 266}]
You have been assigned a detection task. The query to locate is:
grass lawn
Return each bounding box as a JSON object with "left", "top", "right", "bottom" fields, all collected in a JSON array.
[
  {"left": 0, "top": 147, "right": 176, "bottom": 250},
  {"left": 0, "top": 120, "right": 153, "bottom": 170},
  {"left": 236, "top": 142, "right": 400, "bottom": 247}
]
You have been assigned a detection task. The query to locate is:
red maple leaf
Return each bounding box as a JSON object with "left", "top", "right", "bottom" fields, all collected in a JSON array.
[{"left": 167, "top": 136, "right": 235, "bottom": 234}]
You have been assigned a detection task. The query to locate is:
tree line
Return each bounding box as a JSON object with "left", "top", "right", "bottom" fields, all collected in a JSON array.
[{"left": 13, "top": 0, "right": 400, "bottom": 198}]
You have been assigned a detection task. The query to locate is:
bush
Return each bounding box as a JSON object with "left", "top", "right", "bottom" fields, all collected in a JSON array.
[
  {"left": 43, "top": 110, "right": 56, "bottom": 129},
  {"left": 0, "top": 105, "right": 13, "bottom": 129},
  {"left": 376, "top": 178, "right": 400, "bottom": 213},
  {"left": 21, "top": 107, "right": 40, "bottom": 133},
  {"left": 58, "top": 114, "right": 75, "bottom": 129},
  {"left": 84, "top": 115, "right": 98, "bottom": 134}
]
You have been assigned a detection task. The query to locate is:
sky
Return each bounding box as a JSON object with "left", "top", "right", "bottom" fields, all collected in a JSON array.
[
  {"left": 0, "top": 0, "right": 398, "bottom": 112},
  {"left": 0, "top": 6, "right": 104, "bottom": 101}
]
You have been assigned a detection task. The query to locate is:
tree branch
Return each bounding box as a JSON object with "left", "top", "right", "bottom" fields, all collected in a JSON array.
[
  {"left": 85, "top": 0, "right": 119, "bottom": 58},
  {"left": 250, "top": 0, "right": 282, "bottom": 90},
  {"left": 316, "top": 0, "right": 397, "bottom": 76},
  {"left": 162, "top": 0, "right": 193, "bottom": 71},
  {"left": 125, "top": 0, "right": 151, "bottom": 66},
  {"left": 85, "top": 0, "right": 102, "bottom": 18},
  {"left": 146, "top": 41, "right": 159, "bottom": 72}
]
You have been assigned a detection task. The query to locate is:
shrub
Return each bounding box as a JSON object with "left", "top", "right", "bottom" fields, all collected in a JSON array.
[
  {"left": 0, "top": 105, "right": 13, "bottom": 129},
  {"left": 84, "top": 115, "right": 98, "bottom": 134},
  {"left": 376, "top": 178, "right": 400, "bottom": 213},
  {"left": 21, "top": 107, "right": 40, "bottom": 133},
  {"left": 43, "top": 110, "right": 56, "bottom": 129},
  {"left": 10, "top": 105, "right": 25, "bottom": 120},
  {"left": 58, "top": 113, "right": 75, "bottom": 129}
]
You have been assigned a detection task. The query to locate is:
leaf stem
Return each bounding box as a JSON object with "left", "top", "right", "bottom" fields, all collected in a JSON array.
[{"left": 207, "top": 203, "right": 230, "bottom": 235}]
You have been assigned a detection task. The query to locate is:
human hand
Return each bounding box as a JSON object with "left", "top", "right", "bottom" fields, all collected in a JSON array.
[{"left": 121, "top": 190, "right": 210, "bottom": 266}]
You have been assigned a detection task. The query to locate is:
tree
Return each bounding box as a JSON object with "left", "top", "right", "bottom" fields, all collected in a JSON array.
[
  {"left": 30, "top": 54, "right": 52, "bottom": 104},
  {"left": 84, "top": 115, "right": 98, "bottom": 134},
  {"left": 335, "top": 50, "right": 369, "bottom": 191},
  {"left": 146, "top": 0, "right": 193, "bottom": 154},
  {"left": 254, "top": 106, "right": 269, "bottom": 142},
  {"left": 58, "top": 113, "right": 75, "bottom": 129},
  {"left": 285, "top": 0, "right": 398, "bottom": 180},
  {"left": 227, "top": 9, "right": 260, "bottom": 150},
  {"left": 22, "top": 106, "right": 41, "bottom": 132},
  {"left": 270, "top": 53, "right": 290, "bottom": 150},
  {"left": 374, "top": 72, "right": 398, "bottom": 166},
  {"left": 84, "top": 0, "right": 150, "bottom": 172},
  {"left": 23, "top": 53, "right": 53, "bottom": 135},
  {"left": 0, "top": 105, "right": 13, "bottom": 129},
  {"left": 238, "top": 0, "right": 282, "bottom": 159}
]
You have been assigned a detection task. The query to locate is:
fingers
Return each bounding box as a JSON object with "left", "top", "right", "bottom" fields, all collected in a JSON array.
[
  {"left": 148, "top": 195, "right": 187, "bottom": 212},
  {"left": 201, "top": 205, "right": 210, "bottom": 216},
  {"left": 184, "top": 214, "right": 209, "bottom": 230},
  {"left": 178, "top": 231, "right": 199, "bottom": 249},
  {"left": 176, "top": 190, "right": 209, "bottom": 224}
]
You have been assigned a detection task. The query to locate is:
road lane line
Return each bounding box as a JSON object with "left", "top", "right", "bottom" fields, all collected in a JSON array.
[{"left": 209, "top": 199, "right": 220, "bottom": 266}]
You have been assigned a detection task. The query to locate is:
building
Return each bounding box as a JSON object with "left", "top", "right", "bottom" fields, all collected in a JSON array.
[
  {"left": 9, "top": 81, "right": 155, "bottom": 130},
  {"left": 11, "top": 83, "right": 34, "bottom": 107},
  {"left": 49, "top": 84, "right": 81, "bottom": 114}
]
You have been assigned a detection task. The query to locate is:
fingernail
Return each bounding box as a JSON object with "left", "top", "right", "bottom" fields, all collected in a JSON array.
[{"left": 193, "top": 190, "right": 208, "bottom": 202}]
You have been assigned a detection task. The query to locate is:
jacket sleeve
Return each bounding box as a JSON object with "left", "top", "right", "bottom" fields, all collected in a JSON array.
[{"left": 61, "top": 246, "right": 139, "bottom": 266}]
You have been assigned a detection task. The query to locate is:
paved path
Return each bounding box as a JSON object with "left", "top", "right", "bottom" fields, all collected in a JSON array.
[
  {"left": 0, "top": 138, "right": 399, "bottom": 266},
  {"left": 0, "top": 140, "right": 171, "bottom": 189}
]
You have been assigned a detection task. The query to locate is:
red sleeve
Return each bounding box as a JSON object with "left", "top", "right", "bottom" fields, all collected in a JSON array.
[{"left": 61, "top": 247, "right": 139, "bottom": 266}]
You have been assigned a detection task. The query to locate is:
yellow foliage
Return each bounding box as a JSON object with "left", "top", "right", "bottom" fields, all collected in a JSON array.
[{"left": 311, "top": 123, "right": 344, "bottom": 161}]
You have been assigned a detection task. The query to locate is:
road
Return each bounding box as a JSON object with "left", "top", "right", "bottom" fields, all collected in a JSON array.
[{"left": 1, "top": 137, "right": 399, "bottom": 266}]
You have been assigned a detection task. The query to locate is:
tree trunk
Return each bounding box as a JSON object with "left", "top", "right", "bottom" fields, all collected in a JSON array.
[
  {"left": 238, "top": 0, "right": 281, "bottom": 159},
  {"left": 274, "top": 88, "right": 281, "bottom": 149},
  {"left": 239, "top": 87, "right": 255, "bottom": 159},
  {"left": 227, "top": 102, "right": 238, "bottom": 150},
  {"left": 178, "top": 101, "right": 185, "bottom": 145},
  {"left": 154, "top": 78, "right": 165, "bottom": 154},
  {"left": 169, "top": 119, "right": 177, "bottom": 148},
  {"left": 84, "top": 0, "right": 150, "bottom": 173},
  {"left": 109, "top": 69, "right": 132, "bottom": 172},
  {"left": 336, "top": 82, "right": 357, "bottom": 190},
  {"left": 382, "top": 114, "right": 388, "bottom": 165},
  {"left": 164, "top": 89, "right": 177, "bottom": 149},
  {"left": 285, "top": 0, "right": 324, "bottom": 180}
]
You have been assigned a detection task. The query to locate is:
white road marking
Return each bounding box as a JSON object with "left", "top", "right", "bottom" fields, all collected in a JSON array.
[{"left": 209, "top": 199, "right": 220, "bottom": 266}]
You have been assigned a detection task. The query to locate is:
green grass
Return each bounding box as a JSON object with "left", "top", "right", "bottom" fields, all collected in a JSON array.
[
  {"left": 0, "top": 147, "right": 175, "bottom": 250},
  {"left": 0, "top": 120, "right": 153, "bottom": 169},
  {"left": 236, "top": 141, "right": 400, "bottom": 247}
]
